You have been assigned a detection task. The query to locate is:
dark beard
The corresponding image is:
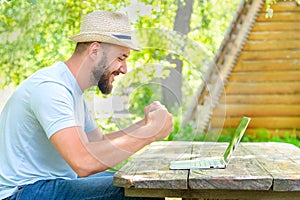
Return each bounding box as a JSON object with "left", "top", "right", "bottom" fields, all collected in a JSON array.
[
  {"left": 98, "top": 70, "right": 112, "bottom": 95},
  {"left": 92, "top": 50, "right": 112, "bottom": 95}
]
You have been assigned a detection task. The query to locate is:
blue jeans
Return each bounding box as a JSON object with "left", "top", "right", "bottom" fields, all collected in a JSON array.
[{"left": 6, "top": 171, "right": 164, "bottom": 200}]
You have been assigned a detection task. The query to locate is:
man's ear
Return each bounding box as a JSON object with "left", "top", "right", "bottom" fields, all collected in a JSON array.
[{"left": 88, "top": 42, "right": 102, "bottom": 60}]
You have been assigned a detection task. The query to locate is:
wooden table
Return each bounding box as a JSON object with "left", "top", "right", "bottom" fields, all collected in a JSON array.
[{"left": 114, "top": 141, "right": 300, "bottom": 200}]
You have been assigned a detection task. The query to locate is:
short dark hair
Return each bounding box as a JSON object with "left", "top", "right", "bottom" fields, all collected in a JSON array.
[{"left": 74, "top": 42, "right": 93, "bottom": 55}]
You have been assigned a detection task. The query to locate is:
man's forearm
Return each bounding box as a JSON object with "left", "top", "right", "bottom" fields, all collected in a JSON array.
[
  {"left": 104, "top": 118, "right": 146, "bottom": 140},
  {"left": 83, "top": 122, "right": 152, "bottom": 170}
]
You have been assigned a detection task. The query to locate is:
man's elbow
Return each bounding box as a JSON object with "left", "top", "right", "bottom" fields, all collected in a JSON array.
[
  {"left": 75, "top": 168, "right": 96, "bottom": 178},
  {"left": 75, "top": 167, "right": 95, "bottom": 178},
  {"left": 71, "top": 157, "right": 109, "bottom": 177}
]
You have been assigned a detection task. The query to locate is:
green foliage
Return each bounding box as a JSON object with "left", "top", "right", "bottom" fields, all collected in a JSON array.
[
  {"left": 129, "top": 84, "right": 155, "bottom": 116},
  {"left": 0, "top": 0, "right": 128, "bottom": 86},
  {"left": 174, "top": 122, "right": 300, "bottom": 147},
  {"left": 0, "top": 0, "right": 239, "bottom": 86},
  {"left": 0, "top": 0, "right": 250, "bottom": 140},
  {"left": 223, "top": 129, "right": 300, "bottom": 148},
  {"left": 190, "top": 0, "right": 240, "bottom": 54},
  {"left": 242, "top": 129, "right": 300, "bottom": 148}
]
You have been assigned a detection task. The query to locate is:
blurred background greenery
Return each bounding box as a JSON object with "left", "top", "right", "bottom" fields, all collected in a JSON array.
[{"left": 1, "top": 0, "right": 299, "bottom": 148}]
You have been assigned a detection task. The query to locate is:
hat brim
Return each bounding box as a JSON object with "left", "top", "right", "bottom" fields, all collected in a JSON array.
[{"left": 69, "top": 32, "right": 140, "bottom": 51}]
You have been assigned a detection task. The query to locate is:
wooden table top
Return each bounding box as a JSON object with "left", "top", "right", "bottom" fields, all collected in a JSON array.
[{"left": 114, "top": 141, "right": 300, "bottom": 199}]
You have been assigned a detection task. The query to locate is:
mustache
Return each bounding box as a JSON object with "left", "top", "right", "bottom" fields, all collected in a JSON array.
[{"left": 111, "top": 71, "right": 120, "bottom": 76}]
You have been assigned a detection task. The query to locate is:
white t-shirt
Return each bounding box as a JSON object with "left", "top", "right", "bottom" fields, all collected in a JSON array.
[{"left": 0, "top": 62, "right": 97, "bottom": 199}]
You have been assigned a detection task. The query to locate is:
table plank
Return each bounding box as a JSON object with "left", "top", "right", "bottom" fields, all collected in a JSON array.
[
  {"left": 189, "top": 143, "right": 273, "bottom": 190},
  {"left": 242, "top": 142, "right": 300, "bottom": 191},
  {"left": 124, "top": 188, "right": 300, "bottom": 200},
  {"left": 114, "top": 141, "right": 191, "bottom": 190}
]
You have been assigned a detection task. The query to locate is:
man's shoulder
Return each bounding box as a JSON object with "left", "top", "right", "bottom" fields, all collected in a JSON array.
[
  {"left": 27, "top": 62, "right": 75, "bottom": 90},
  {"left": 34, "top": 61, "right": 69, "bottom": 79}
]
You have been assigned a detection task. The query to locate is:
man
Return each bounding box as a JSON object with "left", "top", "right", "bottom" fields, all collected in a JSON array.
[{"left": 0, "top": 11, "right": 173, "bottom": 199}]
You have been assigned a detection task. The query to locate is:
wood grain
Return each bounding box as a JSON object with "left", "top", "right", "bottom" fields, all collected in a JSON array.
[
  {"left": 242, "top": 40, "right": 300, "bottom": 51},
  {"left": 242, "top": 143, "right": 300, "bottom": 191},
  {"left": 247, "top": 31, "right": 300, "bottom": 40},
  {"left": 124, "top": 188, "right": 300, "bottom": 200},
  {"left": 262, "top": 1, "right": 300, "bottom": 12},
  {"left": 227, "top": 71, "right": 300, "bottom": 82},
  {"left": 210, "top": 117, "right": 300, "bottom": 129},
  {"left": 238, "top": 50, "right": 300, "bottom": 60},
  {"left": 219, "top": 94, "right": 300, "bottom": 104},
  {"left": 189, "top": 143, "right": 273, "bottom": 190},
  {"left": 114, "top": 142, "right": 191, "bottom": 190},
  {"left": 224, "top": 82, "right": 300, "bottom": 94},
  {"left": 252, "top": 22, "right": 300, "bottom": 31},
  {"left": 234, "top": 59, "right": 300, "bottom": 72},
  {"left": 212, "top": 104, "right": 300, "bottom": 117},
  {"left": 114, "top": 142, "right": 300, "bottom": 199}
]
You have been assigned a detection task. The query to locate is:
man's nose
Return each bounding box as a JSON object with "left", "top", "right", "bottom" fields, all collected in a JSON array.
[{"left": 119, "top": 61, "right": 127, "bottom": 74}]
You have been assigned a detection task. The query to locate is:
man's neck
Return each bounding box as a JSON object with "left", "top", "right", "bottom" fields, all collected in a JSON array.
[{"left": 65, "top": 55, "right": 91, "bottom": 91}]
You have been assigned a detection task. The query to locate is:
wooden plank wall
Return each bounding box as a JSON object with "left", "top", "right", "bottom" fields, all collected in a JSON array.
[{"left": 211, "top": 1, "right": 300, "bottom": 137}]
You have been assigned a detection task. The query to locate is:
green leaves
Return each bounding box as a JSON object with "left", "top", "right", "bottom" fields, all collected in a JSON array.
[
  {"left": 26, "top": 0, "right": 36, "bottom": 5},
  {"left": 0, "top": 0, "right": 242, "bottom": 139},
  {"left": 0, "top": 0, "right": 127, "bottom": 87},
  {"left": 0, "top": 0, "right": 238, "bottom": 88}
]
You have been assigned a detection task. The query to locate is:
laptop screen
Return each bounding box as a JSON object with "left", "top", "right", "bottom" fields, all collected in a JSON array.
[{"left": 223, "top": 116, "right": 251, "bottom": 163}]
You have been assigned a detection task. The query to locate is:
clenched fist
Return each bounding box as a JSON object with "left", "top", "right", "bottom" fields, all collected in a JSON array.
[{"left": 144, "top": 101, "right": 174, "bottom": 141}]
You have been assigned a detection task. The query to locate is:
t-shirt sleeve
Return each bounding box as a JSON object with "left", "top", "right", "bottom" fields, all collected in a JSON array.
[{"left": 30, "top": 82, "right": 78, "bottom": 139}]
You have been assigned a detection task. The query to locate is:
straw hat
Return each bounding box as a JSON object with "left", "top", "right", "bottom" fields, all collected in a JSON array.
[{"left": 69, "top": 11, "right": 140, "bottom": 51}]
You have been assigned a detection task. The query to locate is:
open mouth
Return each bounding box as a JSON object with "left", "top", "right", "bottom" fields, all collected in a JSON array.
[
  {"left": 111, "top": 71, "right": 120, "bottom": 82},
  {"left": 111, "top": 71, "right": 120, "bottom": 76}
]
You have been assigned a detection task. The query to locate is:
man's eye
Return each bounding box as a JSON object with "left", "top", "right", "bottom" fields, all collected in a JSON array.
[{"left": 118, "top": 57, "right": 125, "bottom": 62}]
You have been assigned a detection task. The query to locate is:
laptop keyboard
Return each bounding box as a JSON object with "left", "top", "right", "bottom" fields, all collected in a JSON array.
[
  {"left": 194, "top": 158, "right": 224, "bottom": 168},
  {"left": 170, "top": 157, "right": 226, "bottom": 169}
]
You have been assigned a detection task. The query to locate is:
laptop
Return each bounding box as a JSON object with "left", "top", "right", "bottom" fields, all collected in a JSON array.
[{"left": 169, "top": 116, "right": 251, "bottom": 170}]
